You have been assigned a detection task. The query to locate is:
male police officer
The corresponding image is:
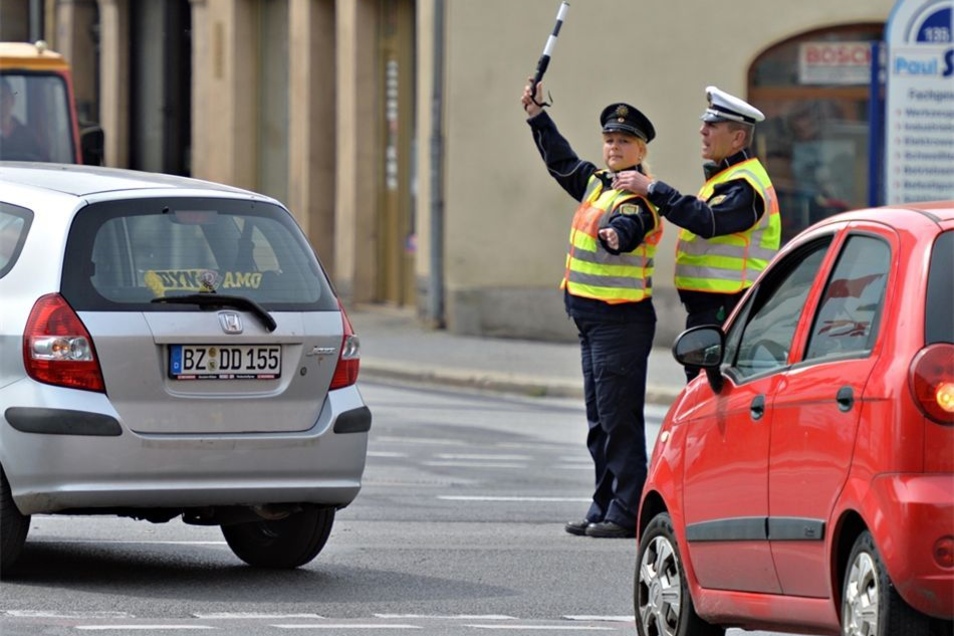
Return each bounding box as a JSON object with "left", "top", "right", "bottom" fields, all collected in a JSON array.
[{"left": 613, "top": 86, "right": 781, "bottom": 381}]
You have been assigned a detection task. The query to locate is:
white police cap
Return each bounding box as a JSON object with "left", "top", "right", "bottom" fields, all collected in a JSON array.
[{"left": 701, "top": 86, "right": 764, "bottom": 125}]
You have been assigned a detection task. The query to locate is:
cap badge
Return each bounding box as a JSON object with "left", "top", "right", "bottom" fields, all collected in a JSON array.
[{"left": 615, "top": 104, "right": 629, "bottom": 121}]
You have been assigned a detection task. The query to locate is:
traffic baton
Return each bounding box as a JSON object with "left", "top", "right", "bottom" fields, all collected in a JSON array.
[{"left": 530, "top": 1, "right": 570, "bottom": 107}]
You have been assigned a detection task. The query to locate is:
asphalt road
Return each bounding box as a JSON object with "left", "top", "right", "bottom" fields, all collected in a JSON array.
[{"left": 0, "top": 380, "right": 807, "bottom": 636}]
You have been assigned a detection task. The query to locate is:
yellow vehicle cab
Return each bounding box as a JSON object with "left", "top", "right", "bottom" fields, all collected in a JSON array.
[{"left": 0, "top": 41, "right": 102, "bottom": 164}]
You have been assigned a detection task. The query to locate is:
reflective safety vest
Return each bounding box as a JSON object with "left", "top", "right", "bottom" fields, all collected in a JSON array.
[
  {"left": 561, "top": 171, "right": 662, "bottom": 304},
  {"left": 674, "top": 158, "right": 780, "bottom": 294}
]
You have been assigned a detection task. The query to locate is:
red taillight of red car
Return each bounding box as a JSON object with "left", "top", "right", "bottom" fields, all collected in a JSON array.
[
  {"left": 330, "top": 301, "right": 360, "bottom": 390},
  {"left": 909, "top": 343, "right": 954, "bottom": 424},
  {"left": 22, "top": 293, "right": 105, "bottom": 393}
]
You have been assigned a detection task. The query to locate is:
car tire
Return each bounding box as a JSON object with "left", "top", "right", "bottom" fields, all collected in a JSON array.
[
  {"left": 0, "top": 468, "right": 30, "bottom": 577},
  {"left": 222, "top": 506, "right": 334, "bottom": 569},
  {"left": 842, "top": 530, "right": 932, "bottom": 636},
  {"left": 635, "top": 512, "right": 724, "bottom": 636}
]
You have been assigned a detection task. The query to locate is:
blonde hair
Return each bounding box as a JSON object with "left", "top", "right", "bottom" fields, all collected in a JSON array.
[{"left": 635, "top": 138, "right": 652, "bottom": 178}]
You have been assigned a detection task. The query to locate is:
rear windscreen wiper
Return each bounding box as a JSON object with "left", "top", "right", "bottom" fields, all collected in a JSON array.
[{"left": 151, "top": 293, "right": 278, "bottom": 332}]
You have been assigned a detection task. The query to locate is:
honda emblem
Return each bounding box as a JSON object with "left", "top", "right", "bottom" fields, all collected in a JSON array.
[{"left": 218, "top": 312, "right": 244, "bottom": 334}]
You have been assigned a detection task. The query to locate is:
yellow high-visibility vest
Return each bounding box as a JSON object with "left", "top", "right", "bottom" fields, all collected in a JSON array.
[
  {"left": 561, "top": 171, "right": 662, "bottom": 304},
  {"left": 674, "top": 158, "right": 780, "bottom": 294}
]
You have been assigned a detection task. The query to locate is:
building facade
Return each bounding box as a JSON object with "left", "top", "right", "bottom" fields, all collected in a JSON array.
[{"left": 3, "top": 0, "right": 896, "bottom": 345}]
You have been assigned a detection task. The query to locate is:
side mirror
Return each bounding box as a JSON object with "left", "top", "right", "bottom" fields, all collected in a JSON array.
[
  {"left": 672, "top": 326, "right": 725, "bottom": 393},
  {"left": 80, "top": 124, "right": 105, "bottom": 166}
]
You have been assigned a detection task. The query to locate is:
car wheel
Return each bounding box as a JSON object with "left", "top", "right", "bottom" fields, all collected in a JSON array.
[
  {"left": 842, "top": 530, "right": 931, "bottom": 636},
  {"left": 0, "top": 468, "right": 30, "bottom": 576},
  {"left": 222, "top": 506, "right": 334, "bottom": 569},
  {"left": 635, "top": 512, "right": 724, "bottom": 636}
]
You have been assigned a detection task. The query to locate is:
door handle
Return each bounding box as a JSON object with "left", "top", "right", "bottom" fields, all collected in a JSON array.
[
  {"left": 750, "top": 394, "right": 765, "bottom": 421},
  {"left": 836, "top": 386, "right": 854, "bottom": 412}
]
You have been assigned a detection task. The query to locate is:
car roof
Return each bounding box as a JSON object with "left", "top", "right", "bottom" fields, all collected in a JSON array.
[
  {"left": 0, "top": 162, "right": 271, "bottom": 202},
  {"left": 808, "top": 200, "right": 954, "bottom": 232},
  {"left": 0, "top": 41, "right": 70, "bottom": 71}
]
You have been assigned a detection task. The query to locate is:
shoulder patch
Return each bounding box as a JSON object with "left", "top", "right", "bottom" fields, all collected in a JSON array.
[
  {"left": 616, "top": 203, "right": 640, "bottom": 216},
  {"left": 708, "top": 194, "right": 728, "bottom": 207}
]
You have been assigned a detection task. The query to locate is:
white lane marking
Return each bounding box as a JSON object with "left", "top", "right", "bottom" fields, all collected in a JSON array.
[
  {"left": 273, "top": 626, "right": 420, "bottom": 630},
  {"left": 4, "top": 611, "right": 133, "bottom": 618},
  {"left": 367, "top": 451, "right": 408, "bottom": 458},
  {"left": 76, "top": 627, "right": 215, "bottom": 631},
  {"left": 438, "top": 496, "right": 590, "bottom": 502},
  {"left": 374, "top": 614, "right": 515, "bottom": 620},
  {"left": 195, "top": 613, "right": 324, "bottom": 619},
  {"left": 466, "top": 626, "right": 617, "bottom": 631},
  {"left": 433, "top": 454, "right": 532, "bottom": 461},
  {"left": 564, "top": 616, "right": 634, "bottom": 622},
  {"left": 30, "top": 540, "right": 227, "bottom": 545},
  {"left": 373, "top": 436, "right": 468, "bottom": 446},
  {"left": 423, "top": 462, "right": 525, "bottom": 468}
]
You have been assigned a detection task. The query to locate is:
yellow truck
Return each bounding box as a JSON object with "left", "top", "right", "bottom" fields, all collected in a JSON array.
[{"left": 0, "top": 40, "right": 103, "bottom": 164}]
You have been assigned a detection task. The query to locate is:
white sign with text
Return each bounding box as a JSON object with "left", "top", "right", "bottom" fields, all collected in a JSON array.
[{"left": 885, "top": 0, "right": 954, "bottom": 204}]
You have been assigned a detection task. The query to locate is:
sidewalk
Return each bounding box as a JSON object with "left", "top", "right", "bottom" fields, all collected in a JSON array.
[{"left": 348, "top": 307, "right": 686, "bottom": 407}]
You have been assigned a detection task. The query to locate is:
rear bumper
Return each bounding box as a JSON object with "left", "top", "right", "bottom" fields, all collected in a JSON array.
[
  {"left": 1, "top": 384, "right": 370, "bottom": 516},
  {"left": 868, "top": 473, "right": 954, "bottom": 619}
]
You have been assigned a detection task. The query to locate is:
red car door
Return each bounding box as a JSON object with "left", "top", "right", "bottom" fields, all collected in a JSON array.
[
  {"left": 682, "top": 374, "right": 781, "bottom": 593},
  {"left": 681, "top": 238, "right": 833, "bottom": 594},
  {"left": 768, "top": 228, "right": 893, "bottom": 598}
]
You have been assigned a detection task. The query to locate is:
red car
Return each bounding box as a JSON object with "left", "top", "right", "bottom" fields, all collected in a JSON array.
[{"left": 636, "top": 201, "right": 953, "bottom": 636}]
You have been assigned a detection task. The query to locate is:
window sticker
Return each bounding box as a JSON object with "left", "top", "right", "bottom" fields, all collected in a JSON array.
[{"left": 144, "top": 269, "right": 265, "bottom": 295}]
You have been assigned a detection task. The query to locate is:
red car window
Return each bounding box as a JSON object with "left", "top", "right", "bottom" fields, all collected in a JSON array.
[
  {"left": 805, "top": 235, "right": 890, "bottom": 360},
  {"left": 723, "top": 238, "right": 830, "bottom": 381}
]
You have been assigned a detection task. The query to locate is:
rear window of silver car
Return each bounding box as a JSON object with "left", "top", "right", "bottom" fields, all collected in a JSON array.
[{"left": 61, "top": 197, "right": 338, "bottom": 311}]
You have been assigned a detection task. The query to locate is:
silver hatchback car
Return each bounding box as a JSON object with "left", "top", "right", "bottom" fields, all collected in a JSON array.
[{"left": 0, "top": 163, "right": 371, "bottom": 573}]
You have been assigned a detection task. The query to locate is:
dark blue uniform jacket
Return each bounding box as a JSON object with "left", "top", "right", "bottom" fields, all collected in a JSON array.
[{"left": 527, "top": 111, "right": 656, "bottom": 324}]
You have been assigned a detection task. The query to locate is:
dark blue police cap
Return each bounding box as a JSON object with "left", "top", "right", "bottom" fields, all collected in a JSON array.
[{"left": 600, "top": 102, "right": 655, "bottom": 143}]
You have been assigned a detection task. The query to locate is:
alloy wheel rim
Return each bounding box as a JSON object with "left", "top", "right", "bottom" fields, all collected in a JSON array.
[
  {"left": 637, "top": 535, "right": 682, "bottom": 636},
  {"left": 843, "top": 551, "right": 879, "bottom": 636}
]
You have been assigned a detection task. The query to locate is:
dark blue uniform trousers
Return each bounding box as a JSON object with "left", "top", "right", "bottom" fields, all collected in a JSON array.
[{"left": 574, "top": 316, "right": 654, "bottom": 531}]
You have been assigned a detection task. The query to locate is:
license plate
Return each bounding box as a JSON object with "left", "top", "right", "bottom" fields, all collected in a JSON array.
[{"left": 169, "top": 345, "right": 281, "bottom": 380}]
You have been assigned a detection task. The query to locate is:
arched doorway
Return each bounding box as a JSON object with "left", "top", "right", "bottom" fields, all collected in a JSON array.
[{"left": 749, "top": 24, "right": 884, "bottom": 244}]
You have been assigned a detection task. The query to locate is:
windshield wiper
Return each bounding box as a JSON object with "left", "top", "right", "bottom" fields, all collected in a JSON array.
[{"left": 151, "top": 293, "right": 277, "bottom": 332}]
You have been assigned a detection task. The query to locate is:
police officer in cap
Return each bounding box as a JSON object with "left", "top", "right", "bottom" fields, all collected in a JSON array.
[
  {"left": 614, "top": 86, "right": 781, "bottom": 382},
  {"left": 521, "top": 79, "right": 662, "bottom": 539}
]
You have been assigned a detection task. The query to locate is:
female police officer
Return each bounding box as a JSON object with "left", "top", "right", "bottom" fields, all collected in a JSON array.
[{"left": 521, "top": 80, "right": 661, "bottom": 538}]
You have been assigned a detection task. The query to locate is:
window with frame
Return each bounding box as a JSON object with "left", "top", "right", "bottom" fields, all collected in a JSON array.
[
  {"left": 0, "top": 203, "right": 32, "bottom": 276},
  {"left": 723, "top": 238, "right": 831, "bottom": 380},
  {"left": 62, "top": 198, "right": 337, "bottom": 311},
  {"left": 804, "top": 234, "right": 889, "bottom": 360},
  {"left": 749, "top": 24, "right": 884, "bottom": 244}
]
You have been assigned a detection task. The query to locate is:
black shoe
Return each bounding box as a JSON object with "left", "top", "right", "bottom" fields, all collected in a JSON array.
[
  {"left": 564, "top": 519, "right": 592, "bottom": 536},
  {"left": 585, "top": 521, "right": 635, "bottom": 538}
]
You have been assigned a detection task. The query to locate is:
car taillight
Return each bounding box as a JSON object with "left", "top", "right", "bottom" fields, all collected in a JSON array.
[
  {"left": 22, "top": 293, "right": 105, "bottom": 393},
  {"left": 909, "top": 343, "right": 954, "bottom": 425},
  {"left": 330, "top": 301, "right": 360, "bottom": 390}
]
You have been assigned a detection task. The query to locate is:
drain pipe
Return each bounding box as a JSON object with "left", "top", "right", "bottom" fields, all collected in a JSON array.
[
  {"left": 427, "top": 0, "right": 446, "bottom": 328},
  {"left": 29, "top": 0, "right": 45, "bottom": 42}
]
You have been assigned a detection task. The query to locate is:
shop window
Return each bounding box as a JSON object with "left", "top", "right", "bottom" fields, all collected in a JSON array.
[{"left": 749, "top": 24, "right": 883, "bottom": 244}]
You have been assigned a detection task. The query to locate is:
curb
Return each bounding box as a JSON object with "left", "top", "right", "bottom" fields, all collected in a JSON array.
[{"left": 359, "top": 359, "right": 680, "bottom": 407}]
